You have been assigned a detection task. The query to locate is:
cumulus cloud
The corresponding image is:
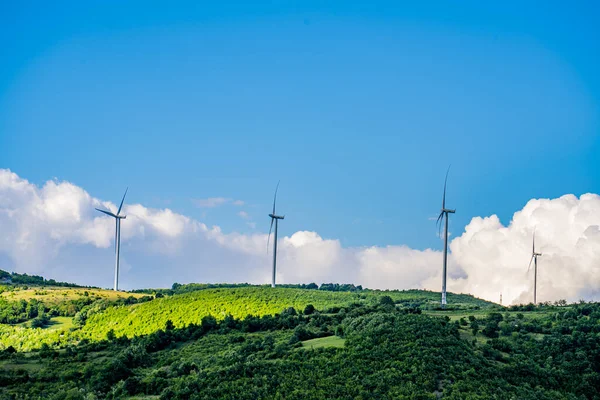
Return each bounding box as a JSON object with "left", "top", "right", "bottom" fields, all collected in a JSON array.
[
  {"left": 449, "top": 194, "right": 600, "bottom": 305},
  {"left": 0, "top": 169, "right": 599, "bottom": 305}
]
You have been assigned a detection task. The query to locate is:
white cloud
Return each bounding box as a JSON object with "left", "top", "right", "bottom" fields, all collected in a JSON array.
[
  {"left": 192, "top": 197, "right": 246, "bottom": 208},
  {"left": 448, "top": 194, "right": 600, "bottom": 305},
  {"left": 192, "top": 197, "right": 230, "bottom": 208},
  {"left": 1, "top": 169, "right": 599, "bottom": 305},
  {"left": 237, "top": 211, "right": 250, "bottom": 220}
]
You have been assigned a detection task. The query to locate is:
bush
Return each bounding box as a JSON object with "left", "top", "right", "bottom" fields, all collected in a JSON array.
[
  {"left": 482, "top": 321, "right": 499, "bottom": 338},
  {"left": 379, "top": 296, "right": 395, "bottom": 306},
  {"left": 165, "top": 320, "right": 174, "bottom": 331},
  {"left": 303, "top": 304, "right": 315, "bottom": 315},
  {"left": 293, "top": 325, "right": 313, "bottom": 341},
  {"left": 471, "top": 321, "right": 479, "bottom": 335}
]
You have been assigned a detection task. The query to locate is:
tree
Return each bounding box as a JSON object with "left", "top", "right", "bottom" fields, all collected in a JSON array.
[
  {"left": 165, "top": 319, "right": 175, "bottom": 331},
  {"left": 471, "top": 320, "right": 480, "bottom": 336},
  {"left": 303, "top": 304, "right": 315, "bottom": 315},
  {"left": 201, "top": 315, "right": 217, "bottom": 333},
  {"left": 482, "top": 321, "right": 499, "bottom": 338},
  {"left": 379, "top": 296, "right": 395, "bottom": 306}
]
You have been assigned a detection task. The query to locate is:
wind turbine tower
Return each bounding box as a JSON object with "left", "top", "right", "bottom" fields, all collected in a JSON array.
[
  {"left": 528, "top": 229, "right": 542, "bottom": 304},
  {"left": 95, "top": 188, "right": 128, "bottom": 291},
  {"left": 436, "top": 167, "right": 455, "bottom": 307},
  {"left": 267, "top": 182, "right": 284, "bottom": 288}
]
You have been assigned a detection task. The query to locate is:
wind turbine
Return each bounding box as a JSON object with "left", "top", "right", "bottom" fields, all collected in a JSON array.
[
  {"left": 267, "top": 181, "right": 284, "bottom": 288},
  {"left": 95, "top": 188, "right": 128, "bottom": 291},
  {"left": 527, "top": 229, "right": 542, "bottom": 304},
  {"left": 436, "top": 166, "right": 455, "bottom": 307}
]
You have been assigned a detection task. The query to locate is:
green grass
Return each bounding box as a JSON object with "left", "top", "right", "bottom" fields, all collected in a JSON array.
[
  {"left": 458, "top": 328, "right": 490, "bottom": 345},
  {"left": 43, "top": 316, "right": 74, "bottom": 331},
  {"left": 0, "top": 354, "right": 44, "bottom": 372},
  {"left": 0, "top": 286, "right": 146, "bottom": 304},
  {"left": 301, "top": 336, "right": 346, "bottom": 349}
]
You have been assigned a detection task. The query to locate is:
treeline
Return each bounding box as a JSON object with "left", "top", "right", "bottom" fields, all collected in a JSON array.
[
  {"left": 133, "top": 282, "right": 364, "bottom": 297},
  {"left": 0, "top": 269, "right": 87, "bottom": 288},
  {"left": 131, "top": 283, "right": 255, "bottom": 296}
]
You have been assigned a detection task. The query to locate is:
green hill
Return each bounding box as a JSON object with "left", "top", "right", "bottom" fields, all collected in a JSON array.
[
  {"left": 0, "top": 285, "right": 495, "bottom": 351},
  {"left": 4, "top": 276, "right": 598, "bottom": 400},
  {"left": 0, "top": 289, "right": 598, "bottom": 399},
  {"left": 80, "top": 287, "right": 495, "bottom": 341}
]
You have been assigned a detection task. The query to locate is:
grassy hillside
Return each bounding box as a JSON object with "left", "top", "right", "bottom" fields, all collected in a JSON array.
[
  {"left": 80, "top": 287, "right": 364, "bottom": 340},
  {"left": 1, "top": 298, "right": 598, "bottom": 399},
  {"left": 67, "top": 287, "right": 498, "bottom": 341},
  {"left": 0, "top": 285, "right": 496, "bottom": 351},
  {"left": 1, "top": 277, "right": 598, "bottom": 399},
  {"left": 0, "top": 286, "right": 146, "bottom": 303}
]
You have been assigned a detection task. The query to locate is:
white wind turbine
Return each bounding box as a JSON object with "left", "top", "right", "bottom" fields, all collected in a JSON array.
[
  {"left": 267, "top": 181, "right": 284, "bottom": 288},
  {"left": 95, "top": 188, "right": 128, "bottom": 291},
  {"left": 527, "top": 229, "right": 543, "bottom": 304},
  {"left": 436, "top": 166, "right": 455, "bottom": 307}
]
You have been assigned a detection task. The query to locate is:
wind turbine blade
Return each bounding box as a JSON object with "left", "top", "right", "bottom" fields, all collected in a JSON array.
[
  {"left": 527, "top": 255, "right": 534, "bottom": 272},
  {"left": 436, "top": 212, "right": 444, "bottom": 237},
  {"left": 95, "top": 208, "right": 117, "bottom": 218},
  {"left": 117, "top": 187, "right": 128, "bottom": 215},
  {"left": 442, "top": 165, "right": 451, "bottom": 210},
  {"left": 272, "top": 181, "right": 280, "bottom": 215},
  {"left": 267, "top": 218, "right": 274, "bottom": 254},
  {"left": 532, "top": 228, "right": 536, "bottom": 254}
]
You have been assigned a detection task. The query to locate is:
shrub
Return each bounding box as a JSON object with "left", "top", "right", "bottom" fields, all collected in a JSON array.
[
  {"left": 379, "top": 296, "right": 395, "bottom": 306},
  {"left": 303, "top": 304, "right": 316, "bottom": 315}
]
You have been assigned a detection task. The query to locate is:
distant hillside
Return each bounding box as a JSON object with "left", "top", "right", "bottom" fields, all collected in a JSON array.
[
  {"left": 0, "top": 269, "right": 86, "bottom": 288},
  {"left": 0, "top": 284, "right": 496, "bottom": 351}
]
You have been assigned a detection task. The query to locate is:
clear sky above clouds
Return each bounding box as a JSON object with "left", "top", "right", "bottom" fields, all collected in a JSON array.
[{"left": 0, "top": 2, "right": 599, "bottom": 302}]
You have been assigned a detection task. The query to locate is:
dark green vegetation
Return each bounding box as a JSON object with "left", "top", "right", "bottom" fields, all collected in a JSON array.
[
  {"left": 0, "top": 276, "right": 599, "bottom": 399},
  {"left": 0, "top": 269, "right": 87, "bottom": 288}
]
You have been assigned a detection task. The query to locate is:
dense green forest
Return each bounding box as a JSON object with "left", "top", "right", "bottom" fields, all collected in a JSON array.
[{"left": 0, "top": 275, "right": 599, "bottom": 399}]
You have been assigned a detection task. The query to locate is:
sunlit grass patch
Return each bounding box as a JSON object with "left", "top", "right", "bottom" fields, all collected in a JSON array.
[{"left": 301, "top": 336, "right": 345, "bottom": 349}]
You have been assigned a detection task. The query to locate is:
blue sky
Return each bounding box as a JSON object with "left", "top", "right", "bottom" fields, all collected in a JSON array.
[{"left": 1, "top": 1, "right": 599, "bottom": 251}]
